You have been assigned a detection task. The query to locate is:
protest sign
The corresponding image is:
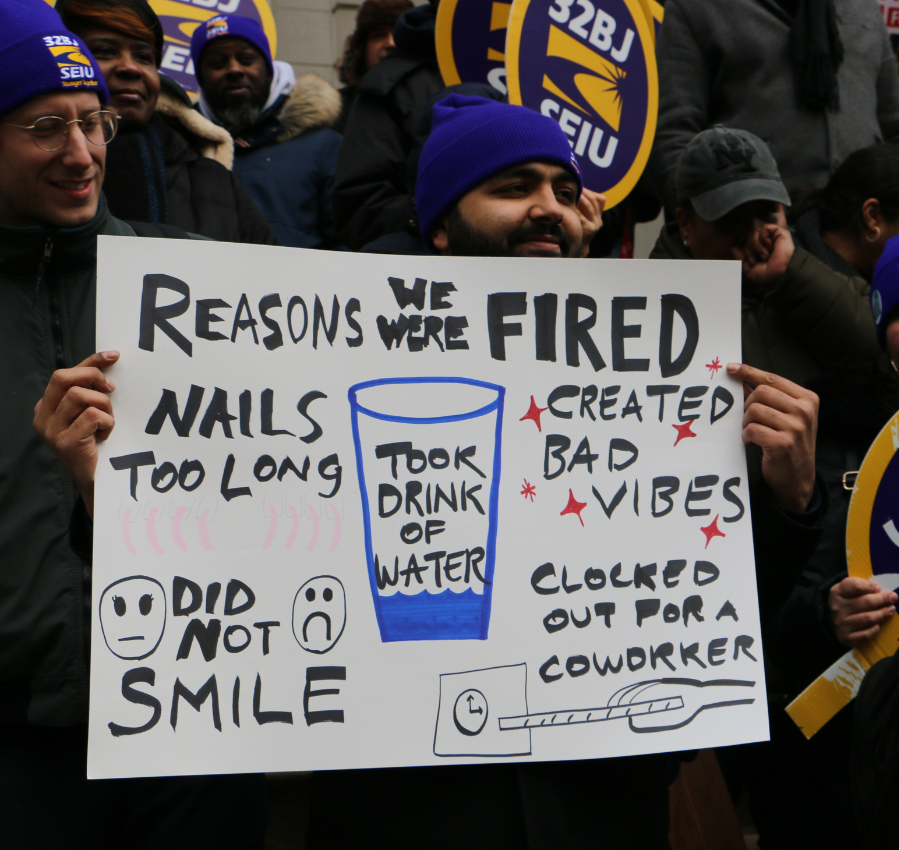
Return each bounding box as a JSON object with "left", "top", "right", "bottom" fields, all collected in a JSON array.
[
  {"left": 436, "top": 0, "right": 511, "bottom": 92},
  {"left": 505, "top": 0, "right": 657, "bottom": 207},
  {"left": 89, "top": 239, "right": 765, "bottom": 778},
  {"left": 788, "top": 411, "right": 899, "bottom": 739}
]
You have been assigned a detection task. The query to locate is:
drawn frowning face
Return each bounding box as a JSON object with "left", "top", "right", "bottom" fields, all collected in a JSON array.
[
  {"left": 292, "top": 576, "right": 346, "bottom": 654},
  {"left": 99, "top": 575, "right": 166, "bottom": 660}
]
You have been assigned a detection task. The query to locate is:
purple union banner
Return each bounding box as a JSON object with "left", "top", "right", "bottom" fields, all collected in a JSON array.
[{"left": 505, "top": 0, "right": 657, "bottom": 207}]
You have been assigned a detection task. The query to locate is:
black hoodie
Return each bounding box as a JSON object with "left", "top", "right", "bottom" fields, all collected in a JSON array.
[{"left": 332, "top": 0, "right": 444, "bottom": 250}]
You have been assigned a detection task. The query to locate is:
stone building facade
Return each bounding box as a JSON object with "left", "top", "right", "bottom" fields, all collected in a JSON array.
[{"left": 270, "top": 0, "right": 372, "bottom": 86}]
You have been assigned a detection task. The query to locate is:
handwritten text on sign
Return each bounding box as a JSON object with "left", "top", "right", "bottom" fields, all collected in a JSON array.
[{"left": 89, "top": 240, "right": 764, "bottom": 778}]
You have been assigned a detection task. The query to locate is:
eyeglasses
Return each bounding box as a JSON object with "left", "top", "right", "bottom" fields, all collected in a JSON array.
[{"left": 0, "top": 110, "right": 118, "bottom": 152}]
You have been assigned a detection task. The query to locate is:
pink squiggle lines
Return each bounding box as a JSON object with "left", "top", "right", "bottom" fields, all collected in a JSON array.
[
  {"left": 198, "top": 508, "right": 214, "bottom": 551},
  {"left": 285, "top": 506, "right": 300, "bottom": 550},
  {"left": 263, "top": 505, "right": 278, "bottom": 550},
  {"left": 307, "top": 505, "right": 320, "bottom": 552},
  {"left": 172, "top": 506, "right": 189, "bottom": 552},
  {"left": 146, "top": 508, "right": 164, "bottom": 554},
  {"left": 122, "top": 508, "right": 136, "bottom": 556},
  {"left": 328, "top": 504, "right": 342, "bottom": 552}
]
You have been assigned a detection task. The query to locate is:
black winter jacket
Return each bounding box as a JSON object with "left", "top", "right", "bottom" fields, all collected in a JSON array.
[
  {"left": 103, "top": 82, "right": 277, "bottom": 246},
  {"left": 0, "top": 199, "right": 171, "bottom": 726},
  {"left": 332, "top": 2, "right": 444, "bottom": 250}
]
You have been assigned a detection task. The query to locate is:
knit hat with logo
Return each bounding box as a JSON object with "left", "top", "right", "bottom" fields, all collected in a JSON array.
[
  {"left": 190, "top": 14, "right": 273, "bottom": 78},
  {"left": 416, "top": 94, "right": 583, "bottom": 246},
  {"left": 0, "top": 0, "right": 107, "bottom": 119}
]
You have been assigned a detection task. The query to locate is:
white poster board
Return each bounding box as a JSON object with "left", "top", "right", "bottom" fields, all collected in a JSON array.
[
  {"left": 89, "top": 238, "right": 766, "bottom": 778},
  {"left": 882, "top": 1, "right": 899, "bottom": 34}
]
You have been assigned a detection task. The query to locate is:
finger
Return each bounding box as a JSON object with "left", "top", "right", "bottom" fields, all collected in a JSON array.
[
  {"left": 727, "top": 363, "right": 815, "bottom": 401},
  {"left": 839, "top": 592, "right": 897, "bottom": 615},
  {"left": 842, "top": 606, "right": 895, "bottom": 632},
  {"left": 743, "top": 401, "right": 809, "bottom": 436},
  {"left": 55, "top": 407, "right": 116, "bottom": 452},
  {"left": 76, "top": 350, "right": 120, "bottom": 370},
  {"left": 835, "top": 577, "right": 887, "bottom": 599},
  {"left": 743, "top": 382, "right": 816, "bottom": 416},
  {"left": 40, "top": 366, "right": 116, "bottom": 416},
  {"left": 741, "top": 420, "right": 812, "bottom": 455},
  {"left": 50, "top": 388, "right": 114, "bottom": 434},
  {"left": 844, "top": 624, "right": 884, "bottom": 647}
]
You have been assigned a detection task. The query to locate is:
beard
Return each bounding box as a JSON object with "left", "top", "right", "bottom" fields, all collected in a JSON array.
[
  {"left": 215, "top": 102, "right": 264, "bottom": 135},
  {"left": 208, "top": 77, "right": 271, "bottom": 135},
  {"left": 444, "top": 205, "right": 575, "bottom": 258}
]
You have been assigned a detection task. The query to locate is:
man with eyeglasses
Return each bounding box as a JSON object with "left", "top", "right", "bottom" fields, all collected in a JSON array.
[{"left": 0, "top": 2, "right": 267, "bottom": 847}]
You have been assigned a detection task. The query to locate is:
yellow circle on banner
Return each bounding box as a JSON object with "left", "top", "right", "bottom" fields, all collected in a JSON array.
[
  {"left": 504, "top": 0, "right": 658, "bottom": 208},
  {"left": 846, "top": 411, "right": 899, "bottom": 667},
  {"left": 436, "top": 0, "right": 463, "bottom": 86}
]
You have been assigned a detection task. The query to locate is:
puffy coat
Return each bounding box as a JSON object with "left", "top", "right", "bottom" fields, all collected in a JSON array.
[
  {"left": 0, "top": 199, "right": 142, "bottom": 726},
  {"left": 230, "top": 74, "right": 342, "bottom": 249},
  {"left": 332, "top": 2, "right": 444, "bottom": 250},
  {"left": 102, "top": 80, "right": 277, "bottom": 245},
  {"left": 652, "top": 0, "right": 899, "bottom": 202}
]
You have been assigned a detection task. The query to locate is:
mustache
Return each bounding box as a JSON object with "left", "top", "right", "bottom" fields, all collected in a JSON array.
[{"left": 507, "top": 221, "right": 570, "bottom": 256}]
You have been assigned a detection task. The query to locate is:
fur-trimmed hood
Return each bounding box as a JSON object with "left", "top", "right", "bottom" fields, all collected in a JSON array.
[
  {"left": 275, "top": 73, "right": 341, "bottom": 143},
  {"left": 156, "top": 86, "right": 235, "bottom": 170}
]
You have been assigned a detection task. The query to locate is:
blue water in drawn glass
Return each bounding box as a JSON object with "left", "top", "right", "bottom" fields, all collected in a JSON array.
[{"left": 349, "top": 377, "right": 505, "bottom": 642}]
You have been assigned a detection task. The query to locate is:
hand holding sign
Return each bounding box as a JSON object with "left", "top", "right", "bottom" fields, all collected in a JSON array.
[
  {"left": 33, "top": 350, "right": 119, "bottom": 518},
  {"left": 727, "top": 362, "right": 818, "bottom": 513},
  {"left": 829, "top": 577, "right": 897, "bottom": 648}
]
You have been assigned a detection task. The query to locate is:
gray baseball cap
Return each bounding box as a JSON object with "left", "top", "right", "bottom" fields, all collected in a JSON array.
[{"left": 675, "top": 126, "right": 791, "bottom": 221}]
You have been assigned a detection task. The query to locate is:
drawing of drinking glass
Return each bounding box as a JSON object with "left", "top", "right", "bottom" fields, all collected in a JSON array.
[{"left": 349, "top": 377, "right": 505, "bottom": 642}]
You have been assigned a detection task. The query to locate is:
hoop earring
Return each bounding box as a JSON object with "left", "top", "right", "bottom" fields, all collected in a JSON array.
[{"left": 866, "top": 225, "right": 882, "bottom": 243}]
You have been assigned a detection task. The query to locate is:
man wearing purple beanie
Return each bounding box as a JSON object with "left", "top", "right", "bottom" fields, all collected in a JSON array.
[
  {"left": 188, "top": 13, "right": 342, "bottom": 249},
  {"left": 415, "top": 93, "right": 600, "bottom": 258},
  {"left": 0, "top": 1, "right": 266, "bottom": 845}
]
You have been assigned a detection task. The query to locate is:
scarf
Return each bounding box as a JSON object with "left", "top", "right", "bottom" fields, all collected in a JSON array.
[
  {"left": 102, "top": 118, "right": 169, "bottom": 224},
  {"left": 789, "top": 0, "right": 844, "bottom": 113}
]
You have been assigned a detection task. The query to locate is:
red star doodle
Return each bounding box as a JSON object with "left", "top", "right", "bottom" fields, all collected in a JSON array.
[
  {"left": 701, "top": 514, "right": 726, "bottom": 548},
  {"left": 706, "top": 357, "right": 723, "bottom": 379},
  {"left": 520, "top": 395, "right": 548, "bottom": 431},
  {"left": 560, "top": 489, "right": 587, "bottom": 526},
  {"left": 673, "top": 420, "right": 697, "bottom": 446},
  {"left": 521, "top": 479, "right": 536, "bottom": 501}
]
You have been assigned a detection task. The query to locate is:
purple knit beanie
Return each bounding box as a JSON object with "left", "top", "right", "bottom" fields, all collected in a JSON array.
[
  {"left": 0, "top": 0, "right": 108, "bottom": 119},
  {"left": 416, "top": 94, "right": 583, "bottom": 245},
  {"left": 190, "top": 15, "right": 273, "bottom": 77}
]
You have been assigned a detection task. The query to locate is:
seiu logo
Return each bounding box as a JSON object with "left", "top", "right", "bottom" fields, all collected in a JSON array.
[
  {"left": 60, "top": 65, "right": 96, "bottom": 80},
  {"left": 206, "top": 16, "right": 230, "bottom": 37},
  {"left": 46, "top": 40, "right": 95, "bottom": 80},
  {"left": 43, "top": 35, "right": 77, "bottom": 48}
]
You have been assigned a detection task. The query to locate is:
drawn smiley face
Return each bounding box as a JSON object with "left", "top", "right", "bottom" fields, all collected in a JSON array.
[
  {"left": 292, "top": 576, "right": 346, "bottom": 654},
  {"left": 99, "top": 576, "right": 166, "bottom": 660}
]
